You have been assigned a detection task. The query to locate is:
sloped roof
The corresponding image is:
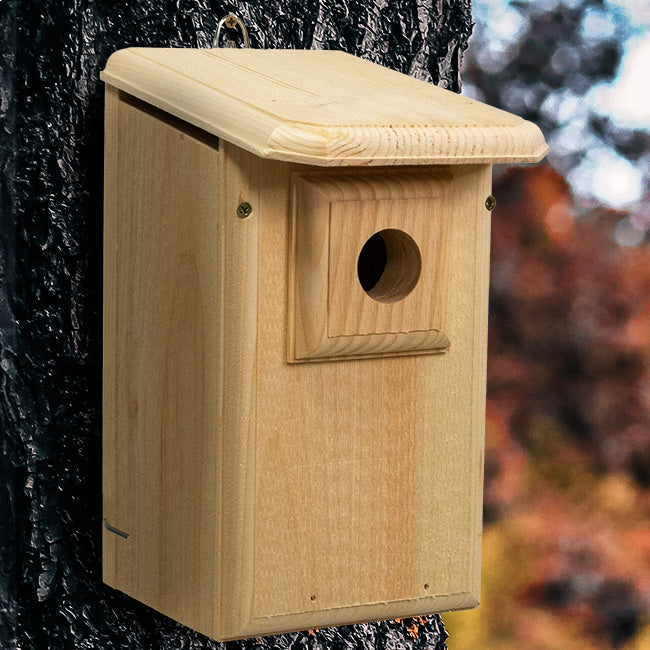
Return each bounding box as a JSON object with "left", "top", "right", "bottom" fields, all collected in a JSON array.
[{"left": 101, "top": 48, "right": 548, "bottom": 166}]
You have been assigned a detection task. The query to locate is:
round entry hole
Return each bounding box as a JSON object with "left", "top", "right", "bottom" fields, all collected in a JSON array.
[{"left": 357, "top": 229, "right": 421, "bottom": 303}]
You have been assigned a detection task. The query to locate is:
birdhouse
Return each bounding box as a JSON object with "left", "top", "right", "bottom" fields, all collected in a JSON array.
[{"left": 101, "top": 48, "right": 547, "bottom": 641}]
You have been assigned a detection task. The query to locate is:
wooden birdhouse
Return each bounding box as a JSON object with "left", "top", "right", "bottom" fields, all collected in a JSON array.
[{"left": 101, "top": 48, "right": 547, "bottom": 641}]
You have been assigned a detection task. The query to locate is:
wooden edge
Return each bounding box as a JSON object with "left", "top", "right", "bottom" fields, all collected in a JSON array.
[
  {"left": 102, "top": 84, "right": 120, "bottom": 587},
  {"left": 221, "top": 591, "right": 480, "bottom": 641},
  {"left": 467, "top": 164, "right": 493, "bottom": 610},
  {"left": 256, "top": 148, "right": 551, "bottom": 167},
  {"left": 217, "top": 142, "right": 262, "bottom": 637},
  {"left": 267, "top": 123, "right": 549, "bottom": 166},
  {"left": 289, "top": 170, "right": 454, "bottom": 362},
  {"left": 291, "top": 331, "right": 451, "bottom": 363}
]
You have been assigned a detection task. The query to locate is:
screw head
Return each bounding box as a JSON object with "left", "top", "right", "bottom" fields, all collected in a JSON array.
[
  {"left": 237, "top": 201, "right": 253, "bottom": 219},
  {"left": 485, "top": 195, "right": 496, "bottom": 211},
  {"left": 225, "top": 14, "right": 238, "bottom": 28}
]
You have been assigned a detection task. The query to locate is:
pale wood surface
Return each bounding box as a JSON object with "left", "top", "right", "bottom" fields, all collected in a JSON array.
[
  {"left": 247, "top": 155, "right": 491, "bottom": 637},
  {"left": 103, "top": 91, "right": 221, "bottom": 637},
  {"left": 101, "top": 48, "right": 548, "bottom": 166},
  {"left": 289, "top": 172, "right": 452, "bottom": 361},
  {"left": 104, "top": 91, "right": 491, "bottom": 640}
]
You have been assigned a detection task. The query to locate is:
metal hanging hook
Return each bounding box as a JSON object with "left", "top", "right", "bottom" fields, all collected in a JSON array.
[{"left": 213, "top": 13, "right": 250, "bottom": 48}]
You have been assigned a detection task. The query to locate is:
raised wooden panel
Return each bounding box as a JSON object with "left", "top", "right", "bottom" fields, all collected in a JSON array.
[
  {"left": 328, "top": 197, "right": 447, "bottom": 337},
  {"left": 289, "top": 172, "right": 453, "bottom": 362}
]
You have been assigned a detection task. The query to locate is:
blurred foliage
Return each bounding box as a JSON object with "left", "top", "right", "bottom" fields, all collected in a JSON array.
[
  {"left": 445, "top": 165, "right": 650, "bottom": 648},
  {"left": 464, "top": 0, "right": 650, "bottom": 223},
  {"left": 444, "top": 1, "right": 650, "bottom": 647}
]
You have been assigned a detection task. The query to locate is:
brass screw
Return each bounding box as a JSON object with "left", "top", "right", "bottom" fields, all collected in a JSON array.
[
  {"left": 485, "top": 195, "right": 496, "bottom": 211},
  {"left": 237, "top": 201, "right": 253, "bottom": 219},
  {"left": 225, "top": 14, "right": 238, "bottom": 28}
]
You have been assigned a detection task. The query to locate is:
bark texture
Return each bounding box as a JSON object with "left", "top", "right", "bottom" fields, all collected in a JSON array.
[{"left": 0, "top": 1, "right": 472, "bottom": 647}]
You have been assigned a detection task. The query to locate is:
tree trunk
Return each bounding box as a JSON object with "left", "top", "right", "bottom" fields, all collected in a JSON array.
[{"left": 0, "top": 2, "right": 472, "bottom": 648}]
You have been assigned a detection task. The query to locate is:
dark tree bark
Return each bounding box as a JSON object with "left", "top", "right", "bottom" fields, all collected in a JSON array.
[{"left": 0, "top": 1, "right": 472, "bottom": 648}]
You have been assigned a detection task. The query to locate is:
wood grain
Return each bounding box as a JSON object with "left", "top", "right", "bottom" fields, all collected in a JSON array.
[
  {"left": 104, "top": 91, "right": 492, "bottom": 640},
  {"left": 247, "top": 156, "right": 492, "bottom": 637},
  {"left": 102, "top": 92, "right": 221, "bottom": 637},
  {"left": 289, "top": 171, "right": 454, "bottom": 361},
  {"left": 100, "top": 48, "right": 549, "bottom": 166},
  {"left": 102, "top": 85, "right": 120, "bottom": 588}
]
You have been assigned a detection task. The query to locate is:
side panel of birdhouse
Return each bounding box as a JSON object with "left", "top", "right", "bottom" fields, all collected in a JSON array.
[
  {"left": 102, "top": 88, "right": 223, "bottom": 638},
  {"left": 217, "top": 144, "right": 493, "bottom": 639}
]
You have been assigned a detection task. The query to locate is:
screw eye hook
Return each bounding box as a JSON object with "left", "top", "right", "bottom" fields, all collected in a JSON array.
[{"left": 213, "top": 13, "right": 250, "bottom": 49}]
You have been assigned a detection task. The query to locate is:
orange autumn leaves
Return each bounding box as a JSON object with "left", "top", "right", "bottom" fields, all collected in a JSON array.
[{"left": 445, "top": 164, "right": 650, "bottom": 649}]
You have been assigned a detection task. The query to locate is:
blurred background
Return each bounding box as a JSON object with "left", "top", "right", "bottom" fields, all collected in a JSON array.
[{"left": 443, "top": 0, "right": 650, "bottom": 648}]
